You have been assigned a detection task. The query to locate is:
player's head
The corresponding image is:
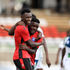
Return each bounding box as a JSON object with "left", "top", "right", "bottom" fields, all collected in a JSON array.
[
  {"left": 21, "top": 8, "right": 32, "bottom": 25},
  {"left": 67, "top": 29, "right": 70, "bottom": 36},
  {"left": 28, "top": 18, "right": 40, "bottom": 35}
]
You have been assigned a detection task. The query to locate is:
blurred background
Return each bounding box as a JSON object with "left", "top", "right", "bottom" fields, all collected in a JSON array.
[{"left": 0, "top": 0, "right": 70, "bottom": 70}]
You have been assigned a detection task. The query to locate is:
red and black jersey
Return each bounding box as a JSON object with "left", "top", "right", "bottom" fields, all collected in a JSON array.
[
  {"left": 30, "top": 31, "right": 43, "bottom": 65},
  {"left": 13, "top": 25, "right": 31, "bottom": 60}
]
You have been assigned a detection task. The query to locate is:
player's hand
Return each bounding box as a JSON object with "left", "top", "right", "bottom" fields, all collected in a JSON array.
[
  {"left": 19, "top": 44, "right": 27, "bottom": 50},
  {"left": 61, "top": 60, "right": 63, "bottom": 68},
  {"left": 46, "top": 59, "right": 51, "bottom": 67},
  {"left": 35, "top": 31, "right": 42, "bottom": 41},
  {"left": 0, "top": 25, "right": 5, "bottom": 30},
  {"left": 37, "top": 31, "right": 42, "bottom": 39}
]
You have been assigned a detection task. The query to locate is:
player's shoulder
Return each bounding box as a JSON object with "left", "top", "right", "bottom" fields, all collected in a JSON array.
[
  {"left": 17, "top": 21, "right": 24, "bottom": 24},
  {"left": 16, "top": 25, "right": 26, "bottom": 32},
  {"left": 37, "top": 27, "right": 43, "bottom": 32},
  {"left": 34, "top": 31, "right": 42, "bottom": 37},
  {"left": 64, "top": 37, "right": 70, "bottom": 42},
  {"left": 16, "top": 21, "right": 25, "bottom": 27}
]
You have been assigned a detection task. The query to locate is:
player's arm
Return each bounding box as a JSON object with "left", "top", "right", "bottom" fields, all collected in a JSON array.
[
  {"left": 43, "top": 38, "right": 51, "bottom": 67},
  {"left": 37, "top": 28, "right": 51, "bottom": 67},
  {"left": 61, "top": 47, "right": 65, "bottom": 68},
  {"left": 20, "top": 26, "right": 44, "bottom": 48},
  {"left": 8, "top": 25, "right": 16, "bottom": 35},
  {"left": 8, "top": 21, "right": 24, "bottom": 35},
  {"left": 35, "top": 31, "right": 42, "bottom": 41},
  {"left": 25, "top": 39, "right": 44, "bottom": 48},
  {"left": 19, "top": 44, "right": 36, "bottom": 54},
  {"left": 0, "top": 25, "right": 10, "bottom": 32},
  {"left": 8, "top": 23, "right": 19, "bottom": 35},
  {"left": 55, "top": 48, "right": 61, "bottom": 64},
  {"left": 0, "top": 23, "right": 20, "bottom": 36}
]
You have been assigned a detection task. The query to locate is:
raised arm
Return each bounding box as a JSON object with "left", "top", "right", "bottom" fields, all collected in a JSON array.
[
  {"left": 8, "top": 24, "right": 17, "bottom": 35},
  {"left": 0, "top": 25, "right": 10, "bottom": 32},
  {"left": 0, "top": 24, "right": 17, "bottom": 36},
  {"left": 9, "top": 21, "right": 25, "bottom": 35}
]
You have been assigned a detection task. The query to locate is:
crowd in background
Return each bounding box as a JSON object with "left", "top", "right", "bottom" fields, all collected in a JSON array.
[{"left": 0, "top": 0, "right": 70, "bottom": 16}]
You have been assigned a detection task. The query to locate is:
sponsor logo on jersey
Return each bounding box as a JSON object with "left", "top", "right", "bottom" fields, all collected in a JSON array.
[{"left": 32, "top": 37, "right": 36, "bottom": 41}]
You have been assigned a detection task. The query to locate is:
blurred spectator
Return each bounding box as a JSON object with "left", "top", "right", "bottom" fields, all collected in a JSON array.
[
  {"left": 31, "top": 0, "right": 43, "bottom": 9},
  {"left": 19, "top": 2, "right": 30, "bottom": 14},
  {"left": 66, "top": 0, "right": 70, "bottom": 12},
  {"left": 56, "top": 0, "right": 62, "bottom": 12},
  {"left": 2, "top": 8, "right": 7, "bottom": 15},
  {"left": 22, "top": 2, "right": 30, "bottom": 9}
]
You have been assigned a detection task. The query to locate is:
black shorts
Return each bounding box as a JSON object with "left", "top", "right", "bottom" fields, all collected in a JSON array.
[
  {"left": 14, "top": 58, "right": 33, "bottom": 70},
  {"left": 16, "top": 65, "right": 34, "bottom": 70}
]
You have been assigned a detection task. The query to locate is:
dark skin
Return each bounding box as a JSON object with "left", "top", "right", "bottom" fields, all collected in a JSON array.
[
  {"left": 19, "top": 22, "right": 41, "bottom": 52},
  {"left": 9, "top": 13, "right": 32, "bottom": 35},
  {"left": 18, "top": 22, "right": 39, "bottom": 54},
  {"left": 0, "top": 24, "right": 36, "bottom": 54},
  {"left": 61, "top": 48, "right": 65, "bottom": 68},
  {"left": 14, "top": 13, "right": 44, "bottom": 47},
  {"left": 55, "top": 48, "right": 62, "bottom": 64},
  {"left": 29, "top": 22, "right": 38, "bottom": 35},
  {"left": 19, "top": 22, "right": 44, "bottom": 70},
  {"left": 25, "top": 22, "right": 51, "bottom": 68},
  {"left": 0, "top": 21, "right": 51, "bottom": 67},
  {"left": 61, "top": 30, "right": 70, "bottom": 67},
  {"left": 19, "top": 44, "right": 36, "bottom": 54},
  {"left": 0, "top": 12, "right": 44, "bottom": 48}
]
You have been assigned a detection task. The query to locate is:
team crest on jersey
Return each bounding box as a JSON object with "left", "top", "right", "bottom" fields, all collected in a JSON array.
[{"left": 32, "top": 37, "right": 36, "bottom": 41}]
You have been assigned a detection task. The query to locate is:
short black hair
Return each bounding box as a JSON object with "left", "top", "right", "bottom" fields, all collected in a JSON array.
[
  {"left": 21, "top": 8, "right": 31, "bottom": 15},
  {"left": 31, "top": 18, "right": 40, "bottom": 23},
  {"left": 32, "top": 14, "right": 36, "bottom": 19}
]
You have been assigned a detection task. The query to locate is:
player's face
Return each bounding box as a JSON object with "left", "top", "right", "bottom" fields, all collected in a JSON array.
[
  {"left": 30, "top": 22, "right": 39, "bottom": 34},
  {"left": 21, "top": 13, "right": 32, "bottom": 25}
]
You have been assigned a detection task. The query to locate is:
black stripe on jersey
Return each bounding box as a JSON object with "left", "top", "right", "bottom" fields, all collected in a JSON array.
[
  {"left": 19, "top": 49, "right": 23, "bottom": 58},
  {"left": 21, "top": 38, "right": 24, "bottom": 44},
  {"left": 22, "top": 58, "right": 33, "bottom": 70},
  {"left": 19, "top": 38, "right": 24, "bottom": 58},
  {"left": 14, "top": 59, "right": 25, "bottom": 70}
]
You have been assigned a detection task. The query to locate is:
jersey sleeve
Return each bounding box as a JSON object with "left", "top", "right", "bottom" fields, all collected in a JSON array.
[
  {"left": 59, "top": 41, "right": 65, "bottom": 49},
  {"left": 20, "top": 26, "right": 30, "bottom": 42},
  {"left": 37, "top": 27, "right": 44, "bottom": 37}
]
